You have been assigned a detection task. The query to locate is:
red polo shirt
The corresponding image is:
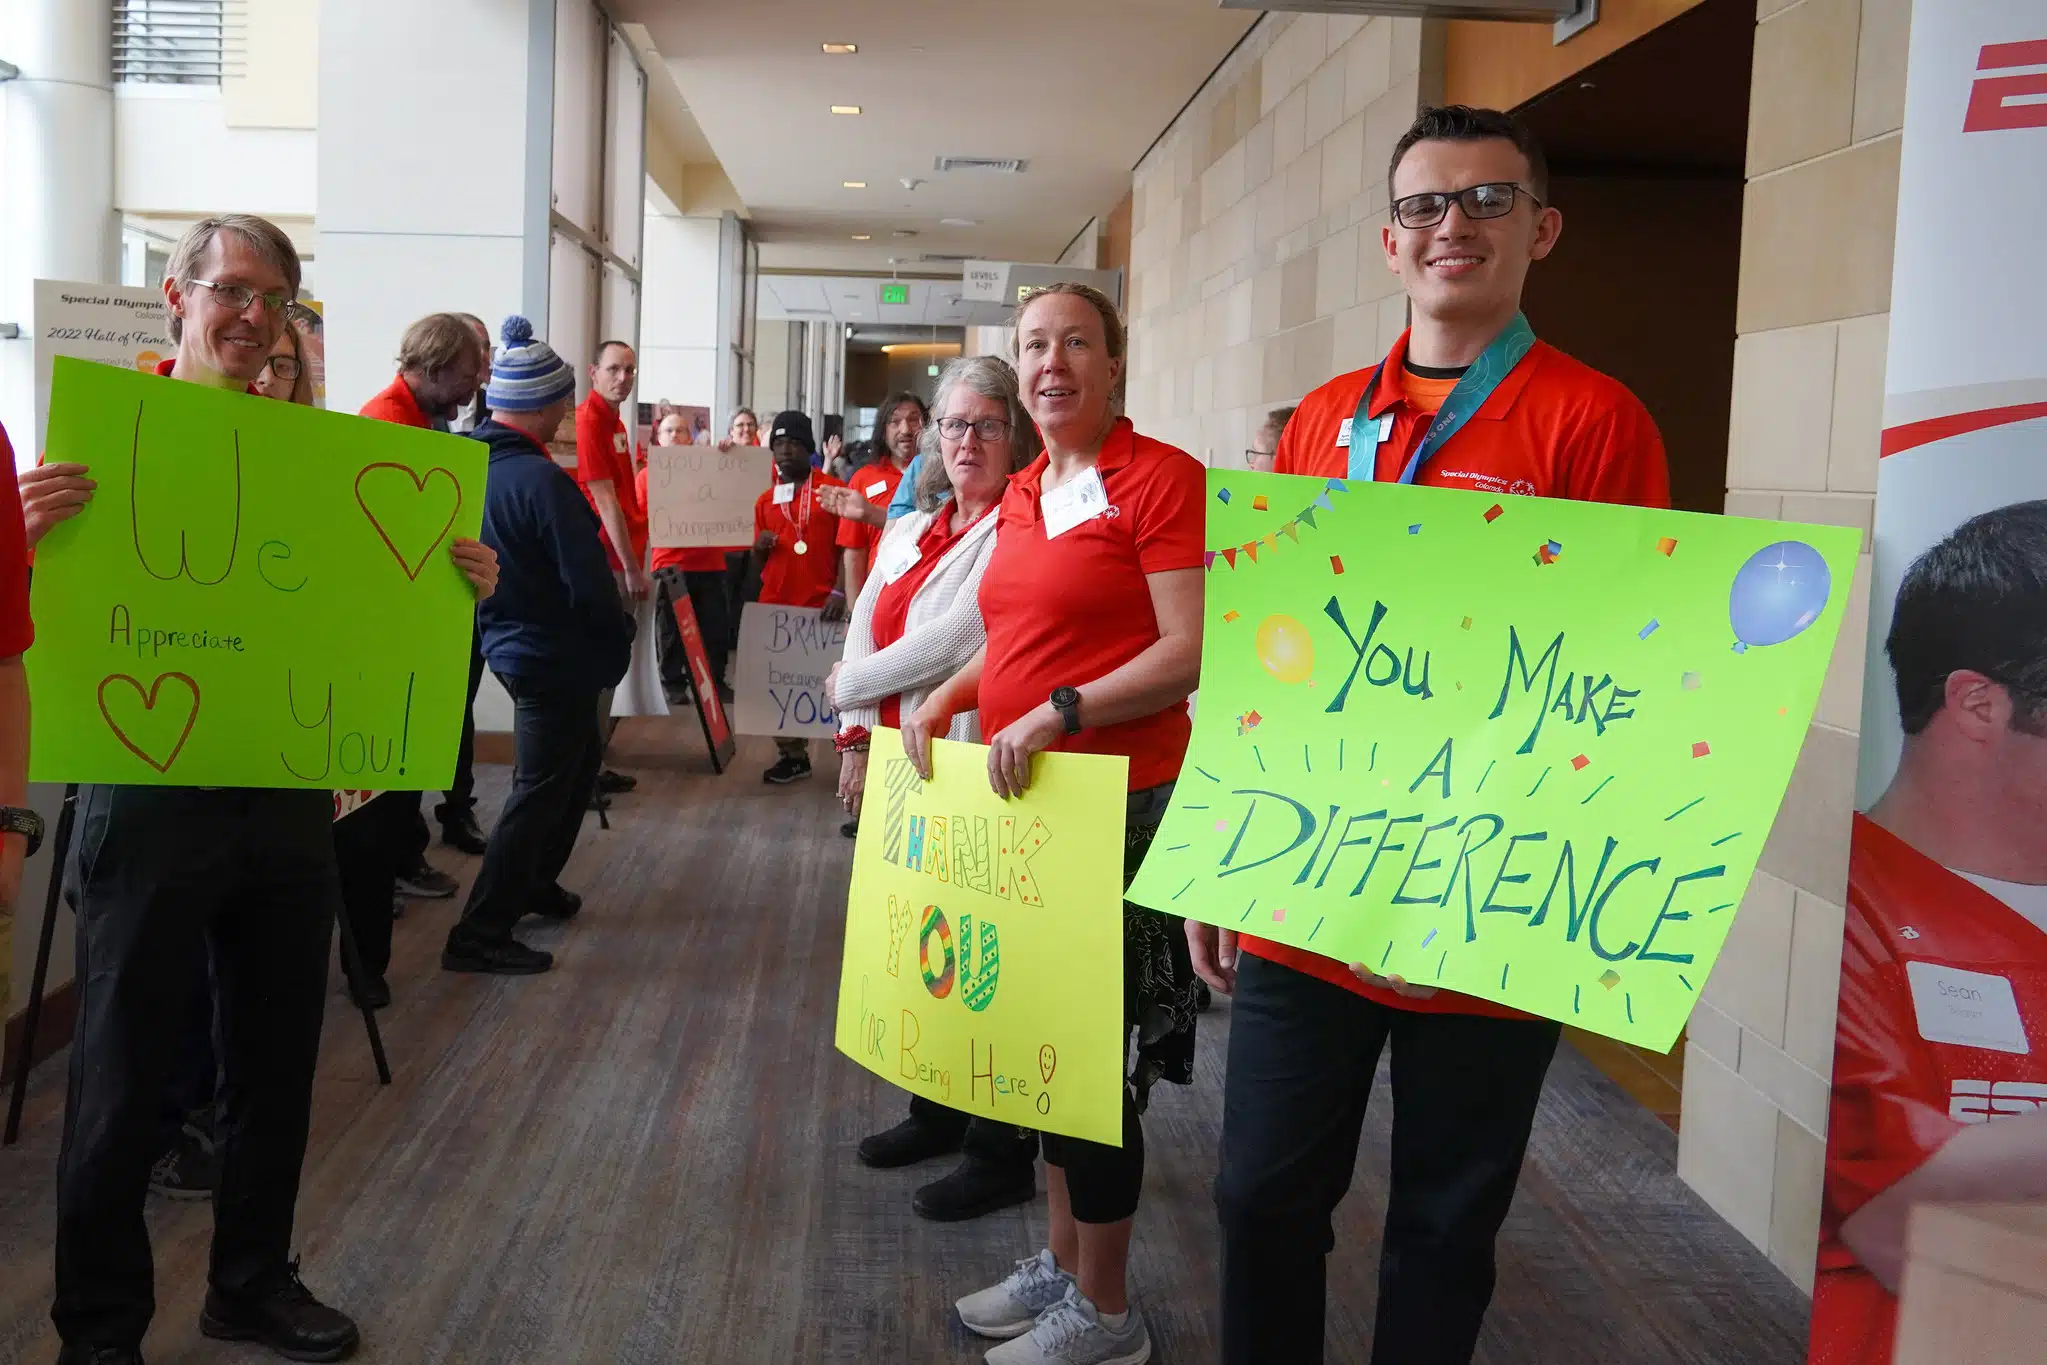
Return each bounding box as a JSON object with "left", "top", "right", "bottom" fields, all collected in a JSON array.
[
  {"left": 837, "top": 459, "right": 908, "bottom": 559},
  {"left": 358, "top": 374, "right": 431, "bottom": 429},
  {"left": 0, "top": 423, "right": 33, "bottom": 657},
  {"left": 1256, "top": 328, "right": 1670, "bottom": 1015},
  {"left": 753, "top": 471, "right": 845, "bottom": 608},
  {"left": 575, "top": 391, "right": 632, "bottom": 570},
  {"left": 976, "top": 419, "right": 1204, "bottom": 792},
  {"left": 1810, "top": 815, "right": 2047, "bottom": 1365}
]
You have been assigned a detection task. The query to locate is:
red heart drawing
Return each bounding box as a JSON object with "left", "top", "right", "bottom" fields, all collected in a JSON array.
[
  {"left": 354, "top": 463, "right": 462, "bottom": 581},
  {"left": 97, "top": 672, "right": 201, "bottom": 773}
]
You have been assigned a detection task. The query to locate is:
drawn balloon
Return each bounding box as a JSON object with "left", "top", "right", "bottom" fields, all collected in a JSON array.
[
  {"left": 1254, "top": 613, "right": 1316, "bottom": 684},
  {"left": 1727, "top": 540, "right": 1831, "bottom": 651}
]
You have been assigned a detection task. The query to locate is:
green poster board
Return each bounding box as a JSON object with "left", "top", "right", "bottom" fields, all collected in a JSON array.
[
  {"left": 27, "top": 358, "right": 486, "bottom": 789},
  {"left": 1127, "top": 470, "right": 1859, "bottom": 1050}
]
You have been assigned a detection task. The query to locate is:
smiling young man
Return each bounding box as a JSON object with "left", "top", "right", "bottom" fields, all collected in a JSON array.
[
  {"left": 15, "top": 214, "right": 492, "bottom": 1365},
  {"left": 1197, "top": 107, "right": 1670, "bottom": 1365}
]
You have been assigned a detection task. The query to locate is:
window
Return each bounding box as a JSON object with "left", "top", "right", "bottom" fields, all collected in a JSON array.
[{"left": 113, "top": 0, "right": 227, "bottom": 86}]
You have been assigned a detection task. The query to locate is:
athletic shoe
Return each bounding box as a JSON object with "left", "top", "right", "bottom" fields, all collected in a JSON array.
[
  {"left": 857, "top": 1114, "right": 965, "bottom": 1169},
  {"left": 984, "top": 1285, "right": 1150, "bottom": 1365},
  {"left": 441, "top": 932, "right": 553, "bottom": 976},
  {"left": 148, "top": 1126, "right": 218, "bottom": 1202},
  {"left": 956, "top": 1250, "right": 1076, "bottom": 1340},
  {"left": 763, "top": 753, "right": 812, "bottom": 784},
  {"left": 841, "top": 819, "right": 859, "bottom": 839},
  {"left": 527, "top": 886, "right": 583, "bottom": 922},
  {"left": 395, "top": 858, "right": 457, "bottom": 899},
  {"left": 596, "top": 768, "right": 637, "bottom": 794},
  {"left": 913, "top": 1154, "right": 1034, "bottom": 1222}
]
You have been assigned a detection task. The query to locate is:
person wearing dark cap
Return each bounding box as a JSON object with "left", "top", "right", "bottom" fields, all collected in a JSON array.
[
  {"left": 442, "top": 317, "right": 634, "bottom": 976},
  {"left": 752, "top": 410, "right": 849, "bottom": 784}
]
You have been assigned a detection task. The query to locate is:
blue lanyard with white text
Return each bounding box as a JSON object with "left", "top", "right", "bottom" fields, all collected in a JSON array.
[{"left": 1346, "top": 313, "right": 1536, "bottom": 483}]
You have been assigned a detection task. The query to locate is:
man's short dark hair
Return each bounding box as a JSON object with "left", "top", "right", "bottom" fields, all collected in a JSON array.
[
  {"left": 1388, "top": 105, "right": 1549, "bottom": 203},
  {"left": 880, "top": 391, "right": 929, "bottom": 430},
  {"left": 1888, "top": 500, "right": 2047, "bottom": 735}
]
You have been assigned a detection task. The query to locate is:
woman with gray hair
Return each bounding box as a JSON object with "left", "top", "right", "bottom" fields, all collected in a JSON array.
[{"left": 822, "top": 355, "right": 1047, "bottom": 1219}]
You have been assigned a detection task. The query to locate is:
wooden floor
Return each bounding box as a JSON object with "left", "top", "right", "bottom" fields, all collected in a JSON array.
[{"left": 0, "top": 724, "right": 1809, "bottom": 1365}]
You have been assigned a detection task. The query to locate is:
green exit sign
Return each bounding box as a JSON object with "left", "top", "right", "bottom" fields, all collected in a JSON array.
[{"left": 881, "top": 283, "right": 908, "bottom": 305}]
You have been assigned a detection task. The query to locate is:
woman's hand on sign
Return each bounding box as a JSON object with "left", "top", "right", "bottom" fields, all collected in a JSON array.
[
  {"left": 986, "top": 703, "right": 1062, "bottom": 800},
  {"left": 901, "top": 698, "right": 951, "bottom": 781},
  {"left": 1346, "top": 964, "right": 1438, "bottom": 1000},
  {"left": 1187, "top": 922, "right": 1239, "bottom": 996},
  {"left": 19, "top": 462, "right": 96, "bottom": 547},
  {"left": 839, "top": 747, "right": 867, "bottom": 816},
  {"left": 450, "top": 538, "right": 499, "bottom": 601}
]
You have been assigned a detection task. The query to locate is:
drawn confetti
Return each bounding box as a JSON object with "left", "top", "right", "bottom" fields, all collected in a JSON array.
[
  {"left": 1483, "top": 503, "right": 1504, "bottom": 523},
  {"left": 1639, "top": 619, "right": 1660, "bottom": 639},
  {"left": 1329, "top": 555, "right": 1345, "bottom": 575},
  {"left": 1213, "top": 819, "right": 1228, "bottom": 833},
  {"left": 1216, "top": 487, "right": 1232, "bottom": 505},
  {"left": 1222, "top": 609, "right": 1240, "bottom": 623},
  {"left": 1682, "top": 671, "right": 1702, "bottom": 690},
  {"left": 1657, "top": 536, "right": 1678, "bottom": 556},
  {"left": 1570, "top": 754, "right": 1590, "bottom": 772},
  {"left": 1420, "top": 927, "right": 1438, "bottom": 950},
  {"left": 1408, "top": 523, "right": 1422, "bottom": 535},
  {"left": 1535, "top": 539, "right": 1562, "bottom": 565},
  {"left": 1252, "top": 494, "right": 1269, "bottom": 511},
  {"left": 1692, "top": 741, "right": 1712, "bottom": 758},
  {"left": 1599, "top": 969, "right": 1622, "bottom": 991},
  {"left": 1460, "top": 616, "right": 1473, "bottom": 630},
  {"left": 1236, "top": 711, "right": 1262, "bottom": 736},
  {"left": 1271, "top": 906, "right": 1287, "bottom": 923}
]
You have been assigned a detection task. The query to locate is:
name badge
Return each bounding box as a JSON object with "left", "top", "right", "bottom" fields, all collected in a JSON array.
[
  {"left": 613, "top": 432, "right": 628, "bottom": 454},
  {"left": 1040, "top": 467, "right": 1109, "bottom": 540},
  {"left": 875, "top": 535, "right": 922, "bottom": 585},
  {"left": 1337, "top": 417, "right": 1353, "bottom": 449},
  {"left": 772, "top": 481, "right": 796, "bottom": 505},
  {"left": 866, "top": 479, "right": 890, "bottom": 498},
  {"left": 1907, "top": 960, "right": 2030, "bottom": 1054}
]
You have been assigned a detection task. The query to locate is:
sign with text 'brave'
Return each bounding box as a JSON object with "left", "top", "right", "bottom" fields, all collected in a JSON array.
[
  {"left": 733, "top": 602, "right": 845, "bottom": 739},
  {"left": 28, "top": 359, "right": 485, "bottom": 789},
  {"left": 1127, "top": 470, "right": 1858, "bottom": 1050}
]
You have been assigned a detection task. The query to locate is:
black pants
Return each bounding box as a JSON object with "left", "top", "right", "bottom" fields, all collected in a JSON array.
[
  {"left": 438, "top": 627, "right": 487, "bottom": 821},
  {"left": 1216, "top": 953, "right": 1561, "bottom": 1365},
  {"left": 335, "top": 791, "right": 413, "bottom": 982},
  {"left": 54, "top": 787, "right": 339, "bottom": 1350},
  {"left": 905, "top": 1096, "right": 1039, "bottom": 1170},
  {"left": 653, "top": 567, "right": 736, "bottom": 690},
  {"left": 161, "top": 956, "right": 219, "bottom": 1143},
  {"left": 451, "top": 672, "right": 601, "bottom": 942}
]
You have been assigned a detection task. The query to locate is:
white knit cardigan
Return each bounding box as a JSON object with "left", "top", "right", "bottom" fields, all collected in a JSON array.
[{"left": 835, "top": 504, "right": 1000, "bottom": 743}]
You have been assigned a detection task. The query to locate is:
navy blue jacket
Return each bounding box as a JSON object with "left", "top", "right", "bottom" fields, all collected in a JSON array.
[{"left": 472, "top": 419, "right": 633, "bottom": 692}]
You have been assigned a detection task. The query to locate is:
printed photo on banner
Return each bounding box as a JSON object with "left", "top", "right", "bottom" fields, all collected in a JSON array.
[
  {"left": 26, "top": 358, "right": 486, "bottom": 789},
  {"left": 646, "top": 442, "right": 765, "bottom": 548},
  {"left": 1812, "top": 5, "right": 2047, "bottom": 1362},
  {"left": 733, "top": 601, "right": 846, "bottom": 739},
  {"left": 834, "top": 731, "right": 1130, "bottom": 1146},
  {"left": 1126, "top": 468, "right": 1857, "bottom": 1050}
]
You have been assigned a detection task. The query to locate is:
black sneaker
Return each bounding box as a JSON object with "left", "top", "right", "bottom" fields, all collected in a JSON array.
[
  {"left": 912, "top": 1154, "right": 1036, "bottom": 1222},
  {"left": 57, "top": 1346, "right": 145, "bottom": 1364},
  {"left": 596, "top": 768, "right": 637, "bottom": 794},
  {"left": 348, "top": 975, "right": 392, "bottom": 1011},
  {"left": 148, "top": 1126, "right": 218, "bottom": 1201},
  {"left": 439, "top": 810, "right": 488, "bottom": 856},
  {"left": 200, "top": 1258, "right": 360, "bottom": 1362},
  {"left": 394, "top": 858, "right": 457, "bottom": 899},
  {"left": 763, "top": 753, "right": 812, "bottom": 784},
  {"left": 440, "top": 932, "right": 553, "bottom": 976},
  {"left": 841, "top": 819, "right": 859, "bottom": 839},
  {"left": 857, "top": 1115, "right": 966, "bottom": 1169},
  {"left": 527, "top": 886, "right": 583, "bottom": 922}
]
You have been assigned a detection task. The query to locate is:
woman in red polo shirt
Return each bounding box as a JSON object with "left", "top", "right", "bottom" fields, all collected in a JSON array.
[{"left": 904, "top": 284, "right": 1204, "bottom": 1365}]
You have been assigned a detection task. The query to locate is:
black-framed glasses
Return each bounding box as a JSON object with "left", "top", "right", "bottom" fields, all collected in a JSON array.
[
  {"left": 938, "top": 416, "right": 1012, "bottom": 442},
  {"left": 1390, "top": 182, "right": 1540, "bottom": 230},
  {"left": 187, "top": 278, "right": 293, "bottom": 315},
  {"left": 262, "top": 356, "right": 303, "bottom": 380}
]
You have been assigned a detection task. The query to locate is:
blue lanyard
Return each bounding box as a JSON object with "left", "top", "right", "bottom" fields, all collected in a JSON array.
[{"left": 1346, "top": 314, "right": 1537, "bottom": 483}]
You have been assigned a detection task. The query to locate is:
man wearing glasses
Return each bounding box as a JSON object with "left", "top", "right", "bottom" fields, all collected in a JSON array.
[{"left": 1195, "top": 107, "right": 1669, "bottom": 1365}]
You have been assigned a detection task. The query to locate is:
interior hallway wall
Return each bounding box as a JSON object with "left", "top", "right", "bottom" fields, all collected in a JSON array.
[
  {"left": 639, "top": 204, "right": 720, "bottom": 410},
  {"left": 1124, "top": 13, "right": 1435, "bottom": 466},
  {"left": 1676, "top": 0, "right": 1907, "bottom": 1293}
]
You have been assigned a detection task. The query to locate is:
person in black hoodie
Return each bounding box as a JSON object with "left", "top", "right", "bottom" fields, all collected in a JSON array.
[{"left": 442, "top": 317, "right": 634, "bottom": 976}]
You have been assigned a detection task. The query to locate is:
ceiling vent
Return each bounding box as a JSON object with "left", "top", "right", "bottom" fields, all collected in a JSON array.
[
  {"left": 934, "top": 156, "right": 1029, "bottom": 174},
  {"left": 919, "top": 252, "right": 975, "bottom": 263}
]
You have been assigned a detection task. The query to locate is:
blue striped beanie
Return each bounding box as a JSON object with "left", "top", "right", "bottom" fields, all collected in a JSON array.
[{"left": 487, "top": 316, "right": 575, "bottom": 412}]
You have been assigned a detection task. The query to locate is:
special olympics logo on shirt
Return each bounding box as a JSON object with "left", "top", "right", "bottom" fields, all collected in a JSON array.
[
  {"left": 1104, "top": 505, "right": 1122, "bottom": 520},
  {"left": 1508, "top": 479, "right": 1537, "bottom": 498}
]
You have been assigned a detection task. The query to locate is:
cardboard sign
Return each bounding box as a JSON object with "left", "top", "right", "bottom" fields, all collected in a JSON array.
[
  {"left": 647, "top": 444, "right": 764, "bottom": 548},
  {"left": 1126, "top": 470, "right": 1859, "bottom": 1050},
  {"left": 835, "top": 731, "right": 1129, "bottom": 1145},
  {"left": 28, "top": 359, "right": 485, "bottom": 789},
  {"left": 733, "top": 602, "right": 846, "bottom": 739}
]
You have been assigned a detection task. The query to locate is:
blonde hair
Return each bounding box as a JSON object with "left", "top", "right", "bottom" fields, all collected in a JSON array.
[
  {"left": 1012, "top": 281, "right": 1127, "bottom": 410},
  {"left": 913, "top": 355, "right": 1043, "bottom": 512},
  {"left": 164, "top": 214, "right": 302, "bottom": 343}
]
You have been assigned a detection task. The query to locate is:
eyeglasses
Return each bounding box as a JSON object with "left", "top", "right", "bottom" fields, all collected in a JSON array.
[
  {"left": 186, "top": 278, "right": 294, "bottom": 315},
  {"left": 938, "top": 416, "right": 1012, "bottom": 442},
  {"left": 262, "top": 356, "right": 303, "bottom": 380},
  {"left": 1390, "top": 182, "right": 1540, "bottom": 230}
]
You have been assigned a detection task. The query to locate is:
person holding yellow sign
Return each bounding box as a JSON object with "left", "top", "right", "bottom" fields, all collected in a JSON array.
[{"left": 903, "top": 283, "right": 1203, "bottom": 1365}]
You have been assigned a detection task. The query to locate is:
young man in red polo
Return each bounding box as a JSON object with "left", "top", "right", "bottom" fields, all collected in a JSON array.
[
  {"left": 1810, "top": 503, "right": 2047, "bottom": 1365},
  {"left": 1193, "top": 106, "right": 1669, "bottom": 1365},
  {"left": 751, "top": 410, "right": 848, "bottom": 784}
]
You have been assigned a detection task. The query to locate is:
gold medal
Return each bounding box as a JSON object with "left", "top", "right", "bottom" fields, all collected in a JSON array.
[{"left": 794, "top": 539, "right": 809, "bottom": 555}]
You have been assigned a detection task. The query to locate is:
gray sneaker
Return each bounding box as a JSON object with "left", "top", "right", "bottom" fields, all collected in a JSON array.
[
  {"left": 956, "top": 1250, "right": 1076, "bottom": 1339},
  {"left": 984, "top": 1285, "right": 1150, "bottom": 1365}
]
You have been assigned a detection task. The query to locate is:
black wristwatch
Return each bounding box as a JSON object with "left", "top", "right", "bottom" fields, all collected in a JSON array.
[
  {"left": 1, "top": 805, "right": 44, "bottom": 859},
  {"left": 1050, "top": 686, "right": 1083, "bottom": 736}
]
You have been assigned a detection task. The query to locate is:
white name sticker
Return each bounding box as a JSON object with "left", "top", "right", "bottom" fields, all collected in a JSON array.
[
  {"left": 1907, "top": 961, "right": 2031, "bottom": 1055},
  {"left": 875, "top": 535, "right": 922, "bottom": 585},
  {"left": 772, "top": 481, "right": 796, "bottom": 505},
  {"left": 866, "top": 479, "right": 890, "bottom": 498},
  {"left": 1336, "top": 417, "right": 1353, "bottom": 449},
  {"left": 1040, "top": 467, "right": 1109, "bottom": 540}
]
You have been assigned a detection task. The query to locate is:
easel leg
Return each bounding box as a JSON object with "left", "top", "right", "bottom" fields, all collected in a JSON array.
[
  {"left": 4, "top": 785, "right": 78, "bottom": 1147},
  {"left": 331, "top": 899, "right": 392, "bottom": 1086}
]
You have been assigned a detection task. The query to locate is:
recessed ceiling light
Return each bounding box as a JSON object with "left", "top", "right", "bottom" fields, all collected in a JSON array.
[
  {"left": 851, "top": 233, "right": 871, "bottom": 241},
  {"left": 843, "top": 180, "right": 866, "bottom": 189},
  {"left": 831, "top": 105, "right": 860, "bottom": 115},
  {"left": 823, "top": 42, "right": 857, "bottom": 55}
]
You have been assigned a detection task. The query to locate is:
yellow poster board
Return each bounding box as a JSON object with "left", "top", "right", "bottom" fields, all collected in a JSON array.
[{"left": 834, "top": 731, "right": 1130, "bottom": 1146}]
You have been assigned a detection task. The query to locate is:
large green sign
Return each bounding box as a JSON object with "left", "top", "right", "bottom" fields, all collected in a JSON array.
[
  {"left": 28, "top": 358, "right": 486, "bottom": 789},
  {"left": 1127, "top": 470, "right": 1859, "bottom": 1049}
]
